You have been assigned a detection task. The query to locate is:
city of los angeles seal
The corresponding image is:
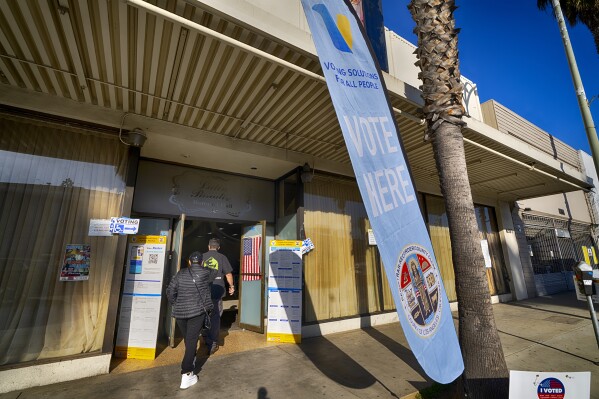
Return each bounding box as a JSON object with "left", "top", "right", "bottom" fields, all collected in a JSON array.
[{"left": 394, "top": 244, "right": 442, "bottom": 337}]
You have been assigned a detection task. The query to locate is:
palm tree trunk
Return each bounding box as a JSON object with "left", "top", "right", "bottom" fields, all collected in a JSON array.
[
  {"left": 408, "top": 1, "right": 509, "bottom": 397},
  {"left": 434, "top": 122, "right": 509, "bottom": 398}
]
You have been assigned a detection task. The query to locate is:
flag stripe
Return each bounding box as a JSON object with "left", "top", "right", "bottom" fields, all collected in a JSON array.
[{"left": 242, "top": 236, "right": 262, "bottom": 281}]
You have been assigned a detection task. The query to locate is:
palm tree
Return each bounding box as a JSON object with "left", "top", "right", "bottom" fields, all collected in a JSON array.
[
  {"left": 538, "top": 0, "right": 599, "bottom": 55},
  {"left": 408, "top": 0, "right": 509, "bottom": 397}
]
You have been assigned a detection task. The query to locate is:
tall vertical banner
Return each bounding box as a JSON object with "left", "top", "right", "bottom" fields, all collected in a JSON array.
[{"left": 301, "top": 0, "right": 463, "bottom": 383}]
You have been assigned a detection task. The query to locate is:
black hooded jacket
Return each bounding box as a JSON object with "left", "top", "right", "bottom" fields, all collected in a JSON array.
[{"left": 166, "top": 262, "right": 217, "bottom": 319}]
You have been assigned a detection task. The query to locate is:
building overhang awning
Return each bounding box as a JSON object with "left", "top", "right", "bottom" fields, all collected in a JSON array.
[{"left": 0, "top": 0, "right": 591, "bottom": 201}]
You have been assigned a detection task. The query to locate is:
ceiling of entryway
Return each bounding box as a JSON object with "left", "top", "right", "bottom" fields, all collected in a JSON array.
[{"left": 0, "top": 0, "right": 591, "bottom": 201}]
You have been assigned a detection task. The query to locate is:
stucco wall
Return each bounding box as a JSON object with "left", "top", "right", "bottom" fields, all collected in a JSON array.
[{"left": 517, "top": 191, "right": 592, "bottom": 224}]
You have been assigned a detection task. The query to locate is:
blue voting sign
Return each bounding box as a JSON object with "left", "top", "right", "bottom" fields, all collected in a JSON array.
[
  {"left": 109, "top": 217, "right": 140, "bottom": 235},
  {"left": 301, "top": 0, "right": 463, "bottom": 383}
]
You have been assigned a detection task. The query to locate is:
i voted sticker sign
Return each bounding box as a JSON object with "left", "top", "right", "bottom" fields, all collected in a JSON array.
[
  {"left": 537, "top": 378, "right": 565, "bottom": 399},
  {"left": 509, "top": 371, "right": 589, "bottom": 399}
]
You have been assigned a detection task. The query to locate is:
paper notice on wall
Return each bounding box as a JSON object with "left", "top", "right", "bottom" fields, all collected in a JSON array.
[
  {"left": 481, "top": 239, "right": 492, "bottom": 268},
  {"left": 88, "top": 219, "right": 112, "bottom": 236},
  {"left": 367, "top": 229, "right": 376, "bottom": 245}
]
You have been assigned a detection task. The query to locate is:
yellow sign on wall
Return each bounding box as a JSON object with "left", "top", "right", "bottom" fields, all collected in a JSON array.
[
  {"left": 114, "top": 235, "right": 167, "bottom": 359},
  {"left": 267, "top": 240, "right": 303, "bottom": 344},
  {"left": 582, "top": 246, "right": 598, "bottom": 266}
]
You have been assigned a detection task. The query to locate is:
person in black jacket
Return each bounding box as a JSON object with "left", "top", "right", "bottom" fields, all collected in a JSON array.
[
  {"left": 201, "top": 238, "right": 234, "bottom": 355},
  {"left": 166, "top": 251, "right": 216, "bottom": 389}
]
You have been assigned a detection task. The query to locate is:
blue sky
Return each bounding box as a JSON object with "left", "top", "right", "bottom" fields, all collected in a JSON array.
[{"left": 381, "top": 0, "right": 599, "bottom": 154}]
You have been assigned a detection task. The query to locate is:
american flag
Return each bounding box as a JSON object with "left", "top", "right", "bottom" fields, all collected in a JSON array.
[{"left": 242, "top": 236, "right": 262, "bottom": 281}]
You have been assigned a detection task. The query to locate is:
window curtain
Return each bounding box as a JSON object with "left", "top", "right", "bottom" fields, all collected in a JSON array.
[
  {"left": 425, "top": 195, "right": 458, "bottom": 301},
  {"left": 475, "top": 206, "right": 510, "bottom": 295},
  {"left": 0, "top": 115, "right": 128, "bottom": 365},
  {"left": 303, "top": 176, "right": 393, "bottom": 323},
  {"left": 425, "top": 195, "right": 510, "bottom": 301}
]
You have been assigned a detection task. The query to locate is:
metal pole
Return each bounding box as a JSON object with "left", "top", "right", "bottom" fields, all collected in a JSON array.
[
  {"left": 585, "top": 295, "right": 599, "bottom": 349},
  {"left": 551, "top": 0, "right": 599, "bottom": 181}
]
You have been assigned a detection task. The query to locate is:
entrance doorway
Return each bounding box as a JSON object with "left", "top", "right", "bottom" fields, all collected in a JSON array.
[
  {"left": 110, "top": 217, "right": 269, "bottom": 373},
  {"left": 171, "top": 218, "right": 266, "bottom": 346},
  {"left": 180, "top": 219, "right": 242, "bottom": 331},
  {"left": 132, "top": 216, "right": 266, "bottom": 348}
]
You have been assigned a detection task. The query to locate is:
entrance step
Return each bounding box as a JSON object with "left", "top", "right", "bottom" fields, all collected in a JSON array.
[{"left": 109, "top": 326, "right": 276, "bottom": 375}]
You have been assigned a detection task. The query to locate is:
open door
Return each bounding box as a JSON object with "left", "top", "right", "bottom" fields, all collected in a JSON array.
[
  {"left": 238, "top": 221, "right": 266, "bottom": 333},
  {"left": 167, "top": 214, "right": 185, "bottom": 347}
]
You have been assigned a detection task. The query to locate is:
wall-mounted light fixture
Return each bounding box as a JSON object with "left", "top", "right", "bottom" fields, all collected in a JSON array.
[
  {"left": 125, "top": 128, "right": 147, "bottom": 147},
  {"left": 118, "top": 113, "right": 148, "bottom": 148},
  {"left": 300, "top": 162, "right": 314, "bottom": 183}
]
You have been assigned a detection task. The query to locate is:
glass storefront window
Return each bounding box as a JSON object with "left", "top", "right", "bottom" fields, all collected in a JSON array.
[
  {"left": 0, "top": 115, "right": 129, "bottom": 366},
  {"left": 475, "top": 206, "right": 510, "bottom": 295},
  {"left": 425, "top": 194, "right": 510, "bottom": 301},
  {"left": 303, "top": 175, "right": 394, "bottom": 323},
  {"left": 425, "top": 195, "right": 458, "bottom": 301},
  {"left": 277, "top": 170, "right": 300, "bottom": 240}
]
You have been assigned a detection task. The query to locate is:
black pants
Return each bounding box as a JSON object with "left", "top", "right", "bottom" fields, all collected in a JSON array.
[
  {"left": 205, "top": 297, "right": 222, "bottom": 347},
  {"left": 176, "top": 313, "right": 206, "bottom": 374}
]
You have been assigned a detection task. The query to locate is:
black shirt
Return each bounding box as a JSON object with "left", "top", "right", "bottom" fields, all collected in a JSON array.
[{"left": 201, "top": 250, "right": 233, "bottom": 299}]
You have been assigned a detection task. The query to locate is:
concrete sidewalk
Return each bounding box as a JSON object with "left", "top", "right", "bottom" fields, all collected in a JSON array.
[{"left": 1, "top": 292, "right": 598, "bottom": 398}]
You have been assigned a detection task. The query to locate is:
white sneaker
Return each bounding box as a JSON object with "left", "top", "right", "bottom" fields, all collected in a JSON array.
[{"left": 180, "top": 372, "right": 198, "bottom": 389}]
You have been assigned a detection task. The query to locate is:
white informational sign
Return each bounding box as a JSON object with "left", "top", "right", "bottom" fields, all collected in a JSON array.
[
  {"left": 88, "top": 219, "right": 112, "bottom": 236},
  {"left": 572, "top": 275, "right": 599, "bottom": 303},
  {"left": 115, "top": 235, "right": 167, "bottom": 359},
  {"left": 481, "top": 239, "right": 492, "bottom": 268},
  {"left": 509, "top": 370, "right": 590, "bottom": 399},
  {"left": 267, "top": 240, "right": 303, "bottom": 343},
  {"left": 367, "top": 229, "right": 377, "bottom": 245},
  {"left": 109, "top": 217, "right": 140, "bottom": 235},
  {"left": 301, "top": 238, "right": 315, "bottom": 255}
]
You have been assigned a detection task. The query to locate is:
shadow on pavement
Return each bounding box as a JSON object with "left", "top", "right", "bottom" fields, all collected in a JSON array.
[{"left": 299, "top": 335, "right": 378, "bottom": 389}]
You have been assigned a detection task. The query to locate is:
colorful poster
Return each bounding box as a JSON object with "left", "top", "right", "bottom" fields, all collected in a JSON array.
[
  {"left": 60, "top": 244, "right": 91, "bottom": 281},
  {"left": 301, "top": 0, "right": 463, "bottom": 383},
  {"left": 267, "top": 240, "right": 303, "bottom": 343}
]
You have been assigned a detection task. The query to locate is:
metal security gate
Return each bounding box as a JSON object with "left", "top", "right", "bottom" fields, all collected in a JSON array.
[{"left": 522, "top": 213, "right": 596, "bottom": 295}]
